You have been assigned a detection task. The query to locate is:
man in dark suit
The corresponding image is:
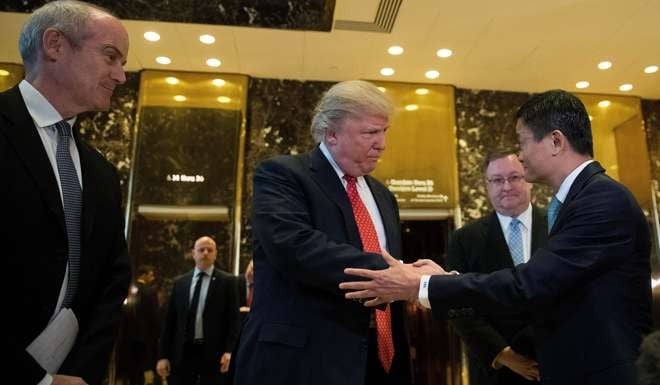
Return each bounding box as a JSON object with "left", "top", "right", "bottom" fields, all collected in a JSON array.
[
  {"left": 447, "top": 150, "right": 546, "bottom": 384},
  {"left": 234, "top": 80, "right": 412, "bottom": 385},
  {"left": 157, "top": 236, "right": 240, "bottom": 385},
  {"left": 1, "top": 2, "right": 131, "bottom": 384},
  {"left": 341, "top": 89, "right": 652, "bottom": 385},
  {"left": 116, "top": 265, "right": 161, "bottom": 385}
]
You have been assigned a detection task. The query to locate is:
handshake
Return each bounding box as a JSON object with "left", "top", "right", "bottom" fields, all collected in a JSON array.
[{"left": 339, "top": 250, "right": 456, "bottom": 307}]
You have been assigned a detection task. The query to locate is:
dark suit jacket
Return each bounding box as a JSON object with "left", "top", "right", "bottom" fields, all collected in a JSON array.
[
  {"left": 428, "top": 162, "right": 653, "bottom": 385},
  {"left": 159, "top": 268, "right": 240, "bottom": 369},
  {"left": 447, "top": 206, "right": 547, "bottom": 385},
  {"left": 0, "top": 85, "right": 131, "bottom": 385},
  {"left": 234, "top": 146, "right": 412, "bottom": 385}
]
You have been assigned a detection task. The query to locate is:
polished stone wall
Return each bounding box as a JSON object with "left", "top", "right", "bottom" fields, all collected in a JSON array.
[
  {"left": 454, "top": 88, "right": 553, "bottom": 223},
  {"left": 642, "top": 99, "right": 660, "bottom": 210},
  {"left": 1, "top": 0, "right": 336, "bottom": 31},
  {"left": 78, "top": 72, "right": 140, "bottom": 201},
  {"left": 239, "top": 78, "right": 335, "bottom": 267}
]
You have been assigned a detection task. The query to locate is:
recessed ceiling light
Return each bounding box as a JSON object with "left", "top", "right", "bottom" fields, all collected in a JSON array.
[
  {"left": 436, "top": 48, "right": 453, "bottom": 58},
  {"left": 588, "top": 115, "right": 593, "bottom": 121},
  {"left": 415, "top": 88, "right": 429, "bottom": 95},
  {"left": 212, "top": 78, "right": 226, "bottom": 87},
  {"left": 644, "top": 65, "right": 658, "bottom": 74},
  {"left": 598, "top": 100, "right": 611, "bottom": 108},
  {"left": 377, "top": 87, "right": 386, "bottom": 93},
  {"left": 217, "top": 96, "right": 231, "bottom": 103},
  {"left": 405, "top": 104, "right": 419, "bottom": 111},
  {"left": 173, "top": 95, "right": 186, "bottom": 102},
  {"left": 206, "top": 58, "right": 222, "bottom": 67},
  {"left": 165, "top": 77, "right": 179, "bottom": 85},
  {"left": 144, "top": 31, "right": 160, "bottom": 42},
  {"left": 619, "top": 83, "right": 633, "bottom": 92},
  {"left": 387, "top": 45, "right": 404, "bottom": 55},
  {"left": 597, "top": 61, "right": 612, "bottom": 70},
  {"left": 199, "top": 34, "right": 216, "bottom": 44},
  {"left": 155, "top": 56, "right": 171, "bottom": 65},
  {"left": 380, "top": 67, "right": 395, "bottom": 76},
  {"left": 576, "top": 81, "right": 590, "bottom": 89},
  {"left": 0, "top": 69, "right": 9, "bottom": 76},
  {"left": 425, "top": 70, "right": 440, "bottom": 79}
]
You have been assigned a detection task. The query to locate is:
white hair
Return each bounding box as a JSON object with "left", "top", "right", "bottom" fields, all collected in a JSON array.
[{"left": 310, "top": 80, "right": 393, "bottom": 143}]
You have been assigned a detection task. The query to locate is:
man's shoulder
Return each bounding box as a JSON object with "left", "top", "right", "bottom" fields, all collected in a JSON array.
[{"left": 455, "top": 213, "right": 492, "bottom": 236}]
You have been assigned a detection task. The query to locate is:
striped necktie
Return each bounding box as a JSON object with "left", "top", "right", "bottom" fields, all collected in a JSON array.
[
  {"left": 507, "top": 218, "right": 524, "bottom": 265},
  {"left": 547, "top": 196, "right": 562, "bottom": 233},
  {"left": 54, "top": 120, "right": 82, "bottom": 308}
]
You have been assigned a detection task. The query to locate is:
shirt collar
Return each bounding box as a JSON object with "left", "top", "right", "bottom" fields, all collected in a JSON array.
[
  {"left": 496, "top": 203, "right": 532, "bottom": 231},
  {"left": 18, "top": 79, "right": 77, "bottom": 129},
  {"left": 194, "top": 265, "right": 214, "bottom": 277},
  {"left": 555, "top": 160, "right": 594, "bottom": 203},
  {"left": 319, "top": 142, "right": 366, "bottom": 188}
]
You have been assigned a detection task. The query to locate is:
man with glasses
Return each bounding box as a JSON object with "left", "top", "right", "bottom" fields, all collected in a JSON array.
[{"left": 447, "top": 150, "right": 546, "bottom": 384}]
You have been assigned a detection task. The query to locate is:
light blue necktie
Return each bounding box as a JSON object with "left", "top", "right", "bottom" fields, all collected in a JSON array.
[
  {"left": 54, "top": 121, "right": 82, "bottom": 308},
  {"left": 508, "top": 218, "right": 524, "bottom": 266},
  {"left": 547, "top": 196, "right": 562, "bottom": 233}
]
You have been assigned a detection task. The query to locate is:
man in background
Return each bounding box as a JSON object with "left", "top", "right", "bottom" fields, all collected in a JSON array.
[
  {"left": 157, "top": 236, "right": 240, "bottom": 385},
  {"left": 1, "top": 1, "right": 131, "bottom": 384},
  {"left": 447, "top": 150, "right": 546, "bottom": 384}
]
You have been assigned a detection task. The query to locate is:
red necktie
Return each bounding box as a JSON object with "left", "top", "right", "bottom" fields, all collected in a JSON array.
[{"left": 344, "top": 175, "right": 395, "bottom": 373}]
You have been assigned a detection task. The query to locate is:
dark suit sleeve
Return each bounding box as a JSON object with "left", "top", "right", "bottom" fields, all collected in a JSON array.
[
  {"left": 63, "top": 167, "right": 131, "bottom": 384},
  {"left": 446, "top": 229, "right": 509, "bottom": 366},
  {"left": 429, "top": 180, "right": 641, "bottom": 317},
  {"left": 251, "top": 159, "right": 388, "bottom": 297}
]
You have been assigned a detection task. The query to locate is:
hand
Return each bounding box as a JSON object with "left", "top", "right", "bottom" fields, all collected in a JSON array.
[
  {"left": 412, "top": 258, "right": 446, "bottom": 275},
  {"left": 220, "top": 352, "right": 231, "bottom": 373},
  {"left": 51, "top": 375, "right": 88, "bottom": 385},
  {"left": 339, "top": 249, "right": 423, "bottom": 306},
  {"left": 156, "top": 358, "right": 171, "bottom": 378},
  {"left": 496, "top": 346, "right": 540, "bottom": 381}
]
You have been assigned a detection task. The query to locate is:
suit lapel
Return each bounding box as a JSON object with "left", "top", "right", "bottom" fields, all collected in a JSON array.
[
  {"left": 308, "top": 146, "right": 362, "bottom": 247},
  {"left": 551, "top": 161, "right": 605, "bottom": 235},
  {"left": 530, "top": 205, "right": 548, "bottom": 254},
  {"left": 484, "top": 212, "right": 514, "bottom": 268},
  {"left": 182, "top": 271, "right": 194, "bottom": 312},
  {"left": 73, "top": 127, "right": 96, "bottom": 241},
  {"left": 0, "top": 86, "right": 65, "bottom": 230}
]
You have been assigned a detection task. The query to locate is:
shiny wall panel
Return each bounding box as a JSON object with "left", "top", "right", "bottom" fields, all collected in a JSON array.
[
  {"left": 0, "top": 63, "right": 23, "bottom": 92},
  {"left": 128, "top": 71, "right": 247, "bottom": 278}
]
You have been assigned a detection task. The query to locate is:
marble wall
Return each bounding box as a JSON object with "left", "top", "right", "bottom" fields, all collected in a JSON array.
[
  {"left": 1, "top": 0, "right": 336, "bottom": 31},
  {"left": 77, "top": 72, "right": 140, "bottom": 201},
  {"left": 642, "top": 99, "right": 660, "bottom": 214},
  {"left": 239, "top": 78, "right": 335, "bottom": 268}
]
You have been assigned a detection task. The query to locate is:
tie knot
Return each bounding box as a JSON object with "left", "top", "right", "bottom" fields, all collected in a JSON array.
[
  {"left": 344, "top": 174, "right": 357, "bottom": 186},
  {"left": 510, "top": 217, "right": 521, "bottom": 227},
  {"left": 197, "top": 271, "right": 206, "bottom": 278},
  {"left": 54, "top": 120, "right": 72, "bottom": 138}
]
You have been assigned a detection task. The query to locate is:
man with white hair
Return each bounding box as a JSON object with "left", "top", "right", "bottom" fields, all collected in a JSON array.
[
  {"left": 0, "top": 1, "right": 131, "bottom": 384},
  {"left": 234, "top": 80, "right": 412, "bottom": 385}
]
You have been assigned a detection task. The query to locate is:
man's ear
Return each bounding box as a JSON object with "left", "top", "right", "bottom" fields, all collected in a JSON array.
[
  {"left": 550, "top": 130, "right": 565, "bottom": 155},
  {"left": 42, "top": 28, "right": 66, "bottom": 62},
  {"left": 325, "top": 128, "right": 338, "bottom": 145}
]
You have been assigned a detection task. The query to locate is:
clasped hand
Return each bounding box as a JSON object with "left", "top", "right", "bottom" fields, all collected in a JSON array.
[{"left": 339, "top": 250, "right": 448, "bottom": 306}]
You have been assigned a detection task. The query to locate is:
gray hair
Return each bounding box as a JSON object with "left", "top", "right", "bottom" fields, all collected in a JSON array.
[
  {"left": 311, "top": 80, "right": 393, "bottom": 143},
  {"left": 19, "top": 0, "right": 112, "bottom": 73}
]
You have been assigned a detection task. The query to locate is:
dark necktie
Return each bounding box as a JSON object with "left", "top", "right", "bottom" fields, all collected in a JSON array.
[
  {"left": 54, "top": 121, "right": 82, "bottom": 308},
  {"left": 547, "top": 196, "right": 562, "bottom": 233},
  {"left": 186, "top": 271, "right": 205, "bottom": 341},
  {"left": 344, "top": 175, "right": 394, "bottom": 373}
]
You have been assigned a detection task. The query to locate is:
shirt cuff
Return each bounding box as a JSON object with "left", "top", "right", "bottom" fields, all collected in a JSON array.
[
  {"left": 37, "top": 373, "right": 53, "bottom": 385},
  {"left": 491, "top": 346, "right": 509, "bottom": 369},
  {"left": 418, "top": 275, "right": 431, "bottom": 309}
]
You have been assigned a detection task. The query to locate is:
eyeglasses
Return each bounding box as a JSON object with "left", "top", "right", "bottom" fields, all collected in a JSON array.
[{"left": 486, "top": 174, "right": 525, "bottom": 187}]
